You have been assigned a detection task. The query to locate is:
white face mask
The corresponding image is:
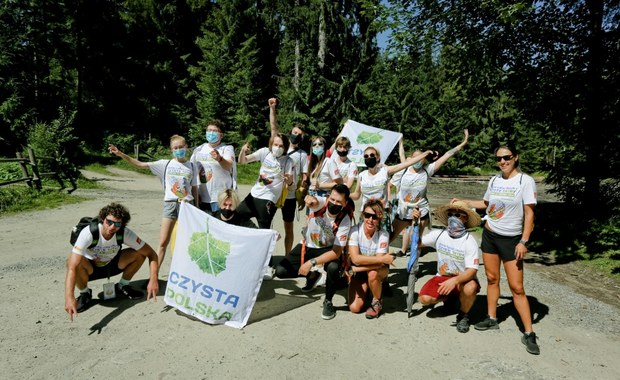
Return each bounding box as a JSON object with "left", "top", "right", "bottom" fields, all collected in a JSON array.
[{"left": 272, "top": 146, "right": 284, "bottom": 158}]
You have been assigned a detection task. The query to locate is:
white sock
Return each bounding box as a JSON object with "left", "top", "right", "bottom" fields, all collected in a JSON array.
[
  {"left": 78, "top": 287, "right": 90, "bottom": 294},
  {"left": 118, "top": 278, "right": 130, "bottom": 287}
]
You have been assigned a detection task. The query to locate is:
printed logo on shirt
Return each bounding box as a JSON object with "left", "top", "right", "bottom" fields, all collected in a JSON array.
[
  {"left": 136, "top": 237, "right": 142, "bottom": 244},
  {"left": 380, "top": 242, "right": 388, "bottom": 249}
]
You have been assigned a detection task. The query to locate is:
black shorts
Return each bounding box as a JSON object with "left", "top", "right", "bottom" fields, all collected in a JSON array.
[
  {"left": 89, "top": 253, "right": 123, "bottom": 281},
  {"left": 481, "top": 228, "right": 520, "bottom": 261},
  {"left": 281, "top": 198, "right": 297, "bottom": 223}
]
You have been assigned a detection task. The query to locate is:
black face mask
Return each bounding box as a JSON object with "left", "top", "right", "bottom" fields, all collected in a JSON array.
[
  {"left": 220, "top": 209, "right": 235, "bottom": 219},
  {"left": 289, "top": 133, "right": 301, "bottom": 145},
  {"left": 327, "top": 202, "right": 343, "bottom": 215},
  {"left": 364, "top": 157, "right": 377, "bottom": 168},
  {"left": 336, "top": 150, "right": 349, "bottom": 157}
]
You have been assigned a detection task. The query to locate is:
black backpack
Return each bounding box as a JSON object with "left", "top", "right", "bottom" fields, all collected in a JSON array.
[{"left": 69, "top": 217, "right": 124, "bottom": 249}]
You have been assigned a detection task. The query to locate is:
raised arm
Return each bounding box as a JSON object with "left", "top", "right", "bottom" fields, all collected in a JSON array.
[
  {"left": 269, "top": 98, "right": 278, "bottom": 140},
  {"left": 387, "top": 150, "right": 433, "bottom": 176},
  {"left": 108, "top": 144, "right": 149, "bottom": 169},
  {"left": 433, "top": 129, "right": 469, "bottom": 172},
  {"left": 398, "top": 136, "right": 407, "bottom": 163},
  {"left": 238, "top": 143, "right": 257, "bottom": 164}
]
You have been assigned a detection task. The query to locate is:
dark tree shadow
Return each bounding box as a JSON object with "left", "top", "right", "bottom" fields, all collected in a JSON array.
[{"left": 492, "top": 295, "right": 549, "bottom": 332}]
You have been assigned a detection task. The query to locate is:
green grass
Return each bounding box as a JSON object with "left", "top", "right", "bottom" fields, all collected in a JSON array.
[
  {"left": 0, "top": 185, "right": 87, "bottom": 214},
  {"left": 236, "top": 162, "right": 261, "bottom": 185},
  {"left": 581, "top": 255, "right": 620, "bottom": 280}
]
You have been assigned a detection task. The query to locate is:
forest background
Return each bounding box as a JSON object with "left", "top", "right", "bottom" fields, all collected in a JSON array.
[{"left": 0, "top": 0, "right": 618, "bottom": 271}]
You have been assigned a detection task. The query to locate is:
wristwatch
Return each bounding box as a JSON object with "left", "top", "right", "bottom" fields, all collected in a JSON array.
[
  {"left": 310, "top": 258, "right": 318, "bottom": 267},
  {"left": 519, "top": 239, "right": 529, "bottom": 247}
]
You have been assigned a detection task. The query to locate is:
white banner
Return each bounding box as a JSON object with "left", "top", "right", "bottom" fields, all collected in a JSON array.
[
  {"left": 340, "top": 120, "right": 403, "bottom": 167},
  {"left": 165, "top": 202, "right": 277, "bottom": 329}
]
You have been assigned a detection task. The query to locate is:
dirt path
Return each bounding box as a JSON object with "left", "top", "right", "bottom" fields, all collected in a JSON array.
[{"left": 1, "top": 168, "right": 619, "bottom": 379}]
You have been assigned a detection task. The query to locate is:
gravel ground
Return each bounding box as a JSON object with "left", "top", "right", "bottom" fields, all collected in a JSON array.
[{"left": 0, "top": 168, "right": 618, "bottom": 379}]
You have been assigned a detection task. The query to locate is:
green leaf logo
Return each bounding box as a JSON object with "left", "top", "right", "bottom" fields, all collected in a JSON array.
[
  {"left": 356, "top": 131, "right": 383, "bottom": 144},
  {"left": 188, "top": 219, "right": 230, "bottom": 275}
]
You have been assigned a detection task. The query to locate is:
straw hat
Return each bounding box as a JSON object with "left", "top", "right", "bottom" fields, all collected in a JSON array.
[{"left": 434, "top": 200, "right": 481, "bottom": 229}]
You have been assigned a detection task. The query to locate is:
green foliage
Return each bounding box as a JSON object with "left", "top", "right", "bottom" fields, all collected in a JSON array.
[
  {"left": 0, "top": 162, "right": 22, "bottom": 181},
  {"left": 236, "top": 162, "right": 261, "bottom": 185},
  {"left": 0, "top": 185, "right": 86, "bottom": 214}
]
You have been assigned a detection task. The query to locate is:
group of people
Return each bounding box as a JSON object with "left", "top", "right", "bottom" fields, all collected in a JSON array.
[{"left": 65, "top": 98, "right": 540, "bottom": 355}]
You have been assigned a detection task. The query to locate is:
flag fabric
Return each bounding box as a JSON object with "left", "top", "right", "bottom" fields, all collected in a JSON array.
[
  {"left": 340, "top": 120, "right": 403, "bottom": 167},
  {"left": 164, "top": 202, "right": 278, "bottom": 329}
]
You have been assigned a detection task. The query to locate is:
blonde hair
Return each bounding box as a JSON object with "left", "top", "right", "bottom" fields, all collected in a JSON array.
[
  {"left": 170, "top": 134, "right": 187, "bottom": 147},
  {"left": 336, "top": 136, "right": 351, "bottom": 149},
  {"left": 364, "top": 146, "right": 381, "bottom": 161},
  {"left": 217, "top": 189, "right": 240, "bottom": 209},
  {"left": 362, "top": 199, "right": 384, "bottom": 220}
]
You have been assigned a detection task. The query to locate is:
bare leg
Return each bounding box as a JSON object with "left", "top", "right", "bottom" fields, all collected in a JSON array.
[
  {"left": 458, "top": 280, "right": 479, "bottom": 313},
  {"left": 118, "top": 248, "right": 147, "bottom": 281},
  {"left": 284, "top": 221, "right": 294, "bottom": 255},
  {"left": 157, "top": 217, "right": 176, "bottom": 268},
  {"left": 504, "top": 259, "right": 534, "bottom": 332},
  {"left": 482, "top": 253, "right": 501, "bottom": 318},
  {"left": 348, "top": 277, "right": 369, "bottom": 313}
]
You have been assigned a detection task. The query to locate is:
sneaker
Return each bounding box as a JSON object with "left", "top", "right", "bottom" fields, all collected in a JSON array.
[
  {"left": 522, "top": 332, "right": 540, "bottom": 355},
  {"left": 115, "top": 283, "right": 144, "bottom": 300},
  {"left": 301, "top": 271, "right": 323, "bottom": 293},
  {"left": 456, "top": 314, "right": 470, "bottom": 333},
  {"left": 393, "top": 250, "right": 405, "bottom": 257},
  {"left": 322, "top": 299, "right": 336, "bottom": 320},
  {"left": 76, "top": 289, "right": 92, "bottom": 313},
  {"left": 474, "top": 316, "right": 499, "bottom": 331},
  {"left": 263, "top": 266, "right": 275, "bottom": 281},
  {"left": 365, "top": 298, "right": 383, "bottom": 319}
]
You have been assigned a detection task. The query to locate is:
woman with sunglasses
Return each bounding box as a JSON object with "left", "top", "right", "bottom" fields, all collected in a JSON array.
[
  {"left": 108, "top": 135, "right": 198, "bottom": 269},
  {"left": 453, "top": 143, "right": 539, "bottom": 355},
  {"left": 350, "top": 141, "right": 433, "bottom": 230},
  {"left": 347, "top": 199, "right": 395, "bottom": 319},
  {"left": 307, "top": 136, "right": 342, "bottom": 198},
  {"left": 390, "top": 129, "right": 469, "bottom": 254}
]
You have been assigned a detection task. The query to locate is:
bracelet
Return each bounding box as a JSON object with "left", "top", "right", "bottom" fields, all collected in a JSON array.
[{"left": 519, "top": 239, "right": 529, "bottom": 247}]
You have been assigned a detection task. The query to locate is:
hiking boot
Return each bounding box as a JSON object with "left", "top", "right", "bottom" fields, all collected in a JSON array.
[
  {"left": 115, "top": 284, "right": 144, "bottom": 300},
  {"left": 365, "top": 298, "right": 383, "bottom": 319},
  {"left": 522, "top": 332, "right": 541, "bottom": 355},
  {"left": 474, "top": 316, "right": 499, "bottom": 331},
  {"left": 456, "top": 314, "right": 470, "bottom": 333},
  {"left": 301, "top": 271, "right": 323, "bottom": 293},
  {"left": 76, "top": 289, "right": 92, "bottom": 313},
  {"left": 322, "top": 299, "right": 336, "bottom": 320}
]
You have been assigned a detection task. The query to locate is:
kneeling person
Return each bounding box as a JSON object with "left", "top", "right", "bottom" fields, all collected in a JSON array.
[
  {"left": 418, "top": 201, "right": 481, "bottom": 333},
  {"left": 348, "top": 200, "right": 394, "bottom": 319},
  {"left": 274, "top": 184, "right": 352, "bottom": 320},
  {"left": 64, "top": 203, "right": 159, "bottom": 321}
]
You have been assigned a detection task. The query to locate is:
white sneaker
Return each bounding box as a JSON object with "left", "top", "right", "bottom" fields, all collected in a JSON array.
[
  {"left": 316, "top": 267, "right": 327, "bottom": 287},
  {"left": 263, "top": 266, "right": 275, "bottom": 281}
]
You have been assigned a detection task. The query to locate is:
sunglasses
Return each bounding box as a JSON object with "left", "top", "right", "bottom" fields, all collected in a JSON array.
[
  {"left": 313, "top": 142, "right": 324, "bottom": 147},
  {"left": 105, "top": 218, "right": 123, "bottom": 228},
  {"left": 495, "top": 155, "right": 514, "bottom": 162},
  {"left": 447, "top": 212, "right": 463, "bottom": 218},
  {"left": 363, "top": 153, "right": 376, "bottom": 159},
  {"left": 362, "top": 212, "right": 380, "bottom": 220}
]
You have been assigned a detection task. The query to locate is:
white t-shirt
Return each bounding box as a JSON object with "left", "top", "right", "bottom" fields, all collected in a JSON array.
[
  {"left": 190, "top": 143, "right": 236, "bottom": 203},
  {"left": 483, "top": 173, "right": 537, "bottom": 236},
  {"left": 391, "top": 162, "right": 436, "bottom": 219},
  {"left": 149, "top": 159, "right": 197, "bottom": 201},
  {"left": 358, "top": 164, "right": 389, "bottom": 205},
  {"left": 331, "top": 156, "right": 358, "bottom": 182},
  {"left": 249, "top": 147, "right": 294, "bottom": 203},
  {"left": 310, "top": 158, "right": 341, "bottom": 191},
  {"left": 304, "top": 197, "right": 351, "bottom": 249},
  {"left": 422, "top": 229, "right": 479, "bottom": 276},
  {"left": 286, "top": 148, "right": 309, "bottom": 200},
  {"left": 72, "top": 225, "right": 146, "bottom": 267},
  {"left": 348, "top": 223, "right": 389, "bottom": 257}
]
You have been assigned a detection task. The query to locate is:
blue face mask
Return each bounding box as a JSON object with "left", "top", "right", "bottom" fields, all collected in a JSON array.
[
  {"left": 447, "top": 216, "right": 467, "bottom": 238},
  {"left": 173, "top": 148, "right": 187, "bottom": 159},
  {"left": 312, "top": 147, "right": 324, "bottom": 156},
  {"left": 413, "top": 161, "right": 424, "bottom": 170},
  {"left": 206, "top": 131, "right": 219, "bottom": 144}
]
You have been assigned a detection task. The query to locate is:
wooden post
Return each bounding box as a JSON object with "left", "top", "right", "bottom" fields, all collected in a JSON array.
[
  {"left": 15, "top": 152, "right": 33, "bottom": 188},
  {"left": 27, "top": 148, "right": 42, "bottom": 190}
]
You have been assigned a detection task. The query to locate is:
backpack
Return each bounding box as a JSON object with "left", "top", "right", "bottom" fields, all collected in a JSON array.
[{"left": 69, "top": 217, "right": 124, "bottom": 249}]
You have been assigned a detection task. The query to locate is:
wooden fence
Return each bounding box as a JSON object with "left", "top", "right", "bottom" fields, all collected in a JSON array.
[{"left": 0, "top": 148, "right": 77, "bottom": 193}]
